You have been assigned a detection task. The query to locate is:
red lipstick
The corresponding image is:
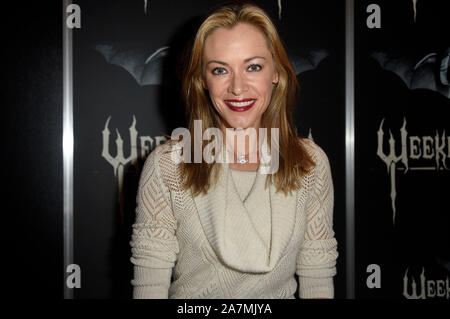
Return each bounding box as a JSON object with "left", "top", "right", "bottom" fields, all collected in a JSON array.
[{"left": 224, "top": 98, "right": 256, "bottom": 112}]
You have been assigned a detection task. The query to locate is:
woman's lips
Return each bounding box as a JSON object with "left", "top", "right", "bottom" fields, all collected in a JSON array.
[{"left": 224, "top": 98, "right": 256, "bottom": 112}]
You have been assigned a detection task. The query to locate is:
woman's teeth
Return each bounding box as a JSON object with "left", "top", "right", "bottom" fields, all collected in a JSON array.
[{"left": 227, "top": 100, "right": 254, "bottom": 107}]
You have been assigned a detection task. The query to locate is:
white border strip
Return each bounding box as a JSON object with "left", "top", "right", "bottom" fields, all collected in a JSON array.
[
  {"left": 63, "top": 0, "right": 74, "bottom": 299},
  {"left": 345, "top": 0, "right": 355, "bottom": 299}
]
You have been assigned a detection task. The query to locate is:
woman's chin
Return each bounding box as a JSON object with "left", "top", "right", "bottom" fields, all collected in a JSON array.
[{"left": 225, "top": 119, "right": 258, "bottom": 130}]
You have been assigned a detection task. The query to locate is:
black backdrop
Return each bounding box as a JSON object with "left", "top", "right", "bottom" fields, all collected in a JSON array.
[
  {"left": 3, "top": 1, "right": 63, "bottom": 299},
  {"left": 73, "top": 0, "right": 346, "bottom": 299},
  {"left": 355, "top": 0, "right": 449, "bottom": 299}
]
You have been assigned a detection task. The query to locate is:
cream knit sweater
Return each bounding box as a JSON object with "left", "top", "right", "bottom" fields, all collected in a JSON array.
[{"left": 130, "top": 139, "right": 338, "bottom": 299}]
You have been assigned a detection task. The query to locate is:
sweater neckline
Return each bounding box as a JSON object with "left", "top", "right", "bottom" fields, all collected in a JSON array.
[
  {"left": 192, "top": 161, "right": 298, "bottom": 273},
  {"left": 230, "top": 169, "right": 257, "bottom": 203}
]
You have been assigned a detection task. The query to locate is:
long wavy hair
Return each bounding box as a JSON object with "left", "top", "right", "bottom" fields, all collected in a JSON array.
[{"left": 178, "top": 1, "right": 315, "bottom": 196}]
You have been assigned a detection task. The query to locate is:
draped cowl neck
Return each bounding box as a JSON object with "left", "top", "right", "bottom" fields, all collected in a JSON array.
[{"left": 192, "top": 142, "right": 298, "bottom": 273}]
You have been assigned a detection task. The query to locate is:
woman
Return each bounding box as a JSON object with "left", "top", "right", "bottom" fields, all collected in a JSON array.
[{"left": 130, "top": 1, "right": 338, "bottom": 299}]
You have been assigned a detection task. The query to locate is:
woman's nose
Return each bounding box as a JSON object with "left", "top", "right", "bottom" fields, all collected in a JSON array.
[{"left": 228, "top": 73, "right": 248, "bottom": 95}]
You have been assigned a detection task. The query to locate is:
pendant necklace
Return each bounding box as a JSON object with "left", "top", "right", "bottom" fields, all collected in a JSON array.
[{"left": 237, "top": 155, "right": 248, "bottom": 164}]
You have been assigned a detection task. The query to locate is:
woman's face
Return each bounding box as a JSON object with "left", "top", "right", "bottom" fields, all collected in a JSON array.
[{"left": 202, "top": 22, "right": 279, "bottom": 130}]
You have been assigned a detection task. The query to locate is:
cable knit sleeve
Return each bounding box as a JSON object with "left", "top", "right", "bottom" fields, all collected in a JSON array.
[
  {"left": 129, "top": 146, "right": 179, "bottom": 298},
  {"left": 296, "top": 143, "right": 339, "bottom": 299}
]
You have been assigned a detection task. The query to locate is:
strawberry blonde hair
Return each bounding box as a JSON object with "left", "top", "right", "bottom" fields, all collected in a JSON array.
[{"left": 178, "top": 1, "right": 314, "bottom": 195}]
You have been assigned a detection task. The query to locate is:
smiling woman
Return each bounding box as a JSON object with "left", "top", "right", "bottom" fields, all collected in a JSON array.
[
  {"left": 130, "top": 0, "right": 339, "bottom": 299},
  {"left": 202, "top": 23, "right": 279, "bottom": 132},
  {"left": 181, "top": 1, "right": 315, "bottom": 191},
  {"left": 201, "top": 22, "right": 279, "bottom": 171}
]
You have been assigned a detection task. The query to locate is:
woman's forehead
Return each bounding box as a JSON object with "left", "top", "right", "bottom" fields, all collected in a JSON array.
[{"left": 203, "top": 23, "right": 271, "bottom": 61}]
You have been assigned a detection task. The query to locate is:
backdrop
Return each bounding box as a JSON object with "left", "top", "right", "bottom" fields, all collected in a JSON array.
[
  {"left": 72, "top": 0, "right": 347, "bottom": 298},
  {"left": 5, "top": 0, "right": 448, "bottom": 300},
  {"left": 355, "top": 0, "right": 449, "bottom": 299}
]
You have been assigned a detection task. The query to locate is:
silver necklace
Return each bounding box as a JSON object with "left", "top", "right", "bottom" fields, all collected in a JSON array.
[
  {"left": 237, "top": 155, "right": 248, "bottom": 164},
  {"left": 231, "top": 169, "right": 258, "bottom": 203},
  {"left": 242, "top": 172, "right": 257, "bottom": 202}
]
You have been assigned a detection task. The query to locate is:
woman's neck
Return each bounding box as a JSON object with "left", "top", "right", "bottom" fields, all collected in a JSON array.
[{"left": 221, "top": 125, "right": 260, "bottom": 171}]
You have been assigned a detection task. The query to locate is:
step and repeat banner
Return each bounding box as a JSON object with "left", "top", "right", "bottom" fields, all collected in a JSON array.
[
  {"left": 355, "top": 0, "right": 449, "bottom": 299},
  {"left": 71, "top": 0, "right": 347, "bottom": 298},
  {"left": 66, "top": 0, "right": 448, "bottom": 299}
]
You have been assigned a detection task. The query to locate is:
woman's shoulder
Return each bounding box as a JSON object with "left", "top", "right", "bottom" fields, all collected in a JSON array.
[
  {"left": 142, "top": 139, "right": 182, "bottom": 180},
  {"left": 149, "top": 138, "right": 181, "bottom": 161},
  {"left": 298, "top": 137, "right": 331, "bottom": 171}
]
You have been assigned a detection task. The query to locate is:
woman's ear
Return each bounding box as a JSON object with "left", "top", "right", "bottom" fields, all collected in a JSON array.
[
  {"left": 201, "top": 76, "right": 208, "bottom": 90},
  {"left": 272, "top": 71, "right": 279, "bottom": 85}
]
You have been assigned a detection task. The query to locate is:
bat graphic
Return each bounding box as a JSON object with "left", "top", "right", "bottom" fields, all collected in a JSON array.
[
  {"left": 370, "top": 48, "right": 450, "bottom": 99},
  {"left": 287, "top": 49, "right": 329, "bottom": 75},
  {"left": 95, "top": 43, "right": 329, "bottom": 86},
  {"left": 435, "top": 257, "right": 450, "bottom": 272},
  {"left": 94, "top": 44, "right": 170, "bottom": 86}
]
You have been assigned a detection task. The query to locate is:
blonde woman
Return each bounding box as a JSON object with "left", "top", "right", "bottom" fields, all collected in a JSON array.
[{"left": 130, "top": 1, "right": 338, "bottom": 299}]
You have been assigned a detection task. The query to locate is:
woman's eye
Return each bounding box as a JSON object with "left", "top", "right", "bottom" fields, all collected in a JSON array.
[
  {"left": 212, "top": 67, "right": 227, "bottom": 75},
  {"left": 248, "top": 64, "right": 262, "bottom": 72}
]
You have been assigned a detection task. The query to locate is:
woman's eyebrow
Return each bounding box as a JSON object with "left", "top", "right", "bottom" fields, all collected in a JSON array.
[
  {"left": 244, "top": 56, "right": 266, "bottom": 62},
  {"left": 206, "top": 60, "right": 228, "bottom": 66},
  {"left": 206, "top": 56, "right": 266, "bottom": 66}
]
